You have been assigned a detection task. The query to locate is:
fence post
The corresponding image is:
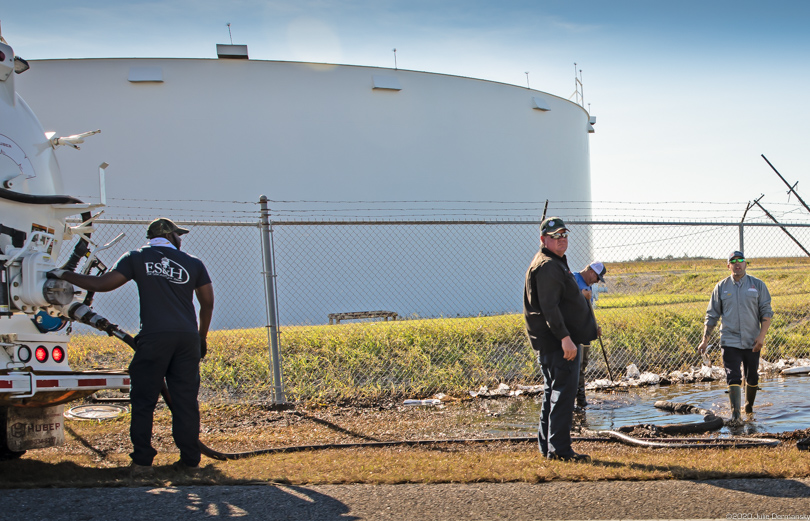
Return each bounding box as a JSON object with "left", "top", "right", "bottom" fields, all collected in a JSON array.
[
  {"left": 260, "top": 195, "right": 286, "bottom": 404},
  {"left": 739, "top": 222, "right": 744, "bottom": 253}
]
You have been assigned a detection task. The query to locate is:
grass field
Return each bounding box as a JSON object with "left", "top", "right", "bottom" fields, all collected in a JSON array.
[{"left": 69, "top": 257, "right": 810, "bottom": 403}]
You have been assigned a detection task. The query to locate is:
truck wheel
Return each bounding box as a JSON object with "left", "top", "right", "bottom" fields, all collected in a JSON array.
[{"left": 0, "top": 407, "right": 26, "bottom": 461}]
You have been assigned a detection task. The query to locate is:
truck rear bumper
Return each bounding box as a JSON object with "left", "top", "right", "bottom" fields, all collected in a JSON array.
[{"left": 0, "top": 370, "right": 130, "bottom": 407}]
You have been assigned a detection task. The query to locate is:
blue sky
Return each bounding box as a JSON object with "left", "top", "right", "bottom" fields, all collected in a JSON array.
[{"left": 4, "top": 1, "right": 810, "bottom": 219}]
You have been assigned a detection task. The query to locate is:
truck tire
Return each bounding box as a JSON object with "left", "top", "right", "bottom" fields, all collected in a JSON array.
[{"left": 0, "top": 407, "right": 26, "bottom": 461}]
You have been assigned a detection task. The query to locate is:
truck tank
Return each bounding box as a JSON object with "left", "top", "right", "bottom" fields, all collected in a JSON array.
[{"left": 0, "top": 34, "right": 130, "bottom": 459}]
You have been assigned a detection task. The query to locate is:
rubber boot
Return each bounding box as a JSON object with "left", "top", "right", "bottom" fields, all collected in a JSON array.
[
  {"left": 728, "top": 384, "right": 742, "bottom": 423},
  {"left": 576, "top": 388, "right": 587, "bottom": 409},
  {"left": 744, "top": 384, "right": 758, "bottom": 414}
]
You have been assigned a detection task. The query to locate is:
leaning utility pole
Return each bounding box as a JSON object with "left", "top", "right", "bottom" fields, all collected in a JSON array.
[
  {"left": 762, "top": 154, "right": 810, "bottom": 215},
  {"left": 751, "top": 195, "right": 810, "bottom": 257}
]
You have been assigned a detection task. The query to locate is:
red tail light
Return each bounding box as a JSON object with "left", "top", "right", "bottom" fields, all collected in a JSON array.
[
  {"left": 52, "top": 346, "right": 65, "bottom": 363},
  {"left": 35, "top": 346, "right": 49, "bottom": 362}
]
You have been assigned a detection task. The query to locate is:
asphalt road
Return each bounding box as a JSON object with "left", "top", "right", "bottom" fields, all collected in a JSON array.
[{"left": 3, "top": 479, "right": 810, "bottom": 520}]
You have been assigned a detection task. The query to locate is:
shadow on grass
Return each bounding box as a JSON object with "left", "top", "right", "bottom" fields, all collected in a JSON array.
[
  {"left": 64, "top": 423, "right": 111, "bottom": 460},
  {"left": 0, "top": 458, "right": 229, "bottom": 488}
]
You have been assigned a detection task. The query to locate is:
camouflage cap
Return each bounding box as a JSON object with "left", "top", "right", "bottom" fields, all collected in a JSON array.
[{"left": 146, "top": 218, "right": 189, "bottom": 239}]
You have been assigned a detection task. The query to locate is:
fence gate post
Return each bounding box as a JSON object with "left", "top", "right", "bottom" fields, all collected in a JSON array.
[{"left": 260, "top": 195, "right": 286, "bottom": 404}]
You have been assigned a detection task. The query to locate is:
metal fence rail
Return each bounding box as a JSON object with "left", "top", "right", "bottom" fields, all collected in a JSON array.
[{"left": 65, "top": 215, "right": 810, "bottom": 403}]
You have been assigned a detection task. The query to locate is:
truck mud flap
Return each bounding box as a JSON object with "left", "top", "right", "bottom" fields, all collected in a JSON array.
[{"left": 4, "top": 405, "right": 65, "bottom": 452}]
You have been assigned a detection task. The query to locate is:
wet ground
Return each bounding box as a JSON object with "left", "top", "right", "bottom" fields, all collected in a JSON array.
[{"left": 478, "top": 375, "right": 810, "bottom": 437}]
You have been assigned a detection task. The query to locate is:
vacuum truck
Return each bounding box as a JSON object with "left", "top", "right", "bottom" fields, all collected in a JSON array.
[{"left": 0, "top": 31, "right": 131, "bottom": 459}]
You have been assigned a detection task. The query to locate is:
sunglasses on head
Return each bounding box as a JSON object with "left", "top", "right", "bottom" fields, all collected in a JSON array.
[
  {"left": 546, "top": 231, "right": 569, "bottom": 239},
  {"left": 729, "top": 258, "right": 746, "bottom": 264}
]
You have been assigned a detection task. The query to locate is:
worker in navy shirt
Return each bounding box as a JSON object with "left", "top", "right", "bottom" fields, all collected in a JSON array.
[{"left": 50, "top": 218, "right": 214, "bottom": 475}]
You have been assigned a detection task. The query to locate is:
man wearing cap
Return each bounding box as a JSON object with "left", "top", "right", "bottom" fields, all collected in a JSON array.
[
  {"left": 697, "top": 251, "right": 772, "bottom": 423},
  {"left": 573, "top": 261, "right": 606, "bottom": 409},
  {"left": 524, "top": 217, "right": 598, "bottom": 462},
  {"left": 48, "top": 218, "right": 214, "bottom": 474}
]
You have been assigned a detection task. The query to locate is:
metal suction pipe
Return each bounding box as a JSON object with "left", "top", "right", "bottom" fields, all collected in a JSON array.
[{"left": 63, "top": 302, "right": 136, "bottom": 347}]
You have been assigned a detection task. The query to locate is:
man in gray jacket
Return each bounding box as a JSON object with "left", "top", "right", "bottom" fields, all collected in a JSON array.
[
  {"left": 697, "top": 250, "right": 772, "bottom": 422},
  {"left": 524, "top": 217, "right": 597, "bottom": 461}
]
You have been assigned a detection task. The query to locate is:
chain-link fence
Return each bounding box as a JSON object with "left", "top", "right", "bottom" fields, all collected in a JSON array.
[
  {"left": 61, "top": 219, "right": 278, "bottom": 402},
  {"left": 66, "top": 216, "right": 810, "bottom": 403}
]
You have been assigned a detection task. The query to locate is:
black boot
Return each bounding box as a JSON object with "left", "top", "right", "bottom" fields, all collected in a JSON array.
[
  {"left": 744, "top": 384, "right": 758, "bottom": 414},
  {"left": 576, "top": 390, "right": 587, "bottom": 409},
  {"left": 728, "top": 385, "right": 742, "bottom": 423}
]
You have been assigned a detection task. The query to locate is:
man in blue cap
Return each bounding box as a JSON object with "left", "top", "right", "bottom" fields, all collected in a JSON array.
[
  {"left": 524, "top": 217, "right": 598, "bottom": 461},
  {"left": 697, "top": 250, "right": 772, "bottom": 423},
  {"left": 573, "top": 261, "right": 606, "bottom": 409}
]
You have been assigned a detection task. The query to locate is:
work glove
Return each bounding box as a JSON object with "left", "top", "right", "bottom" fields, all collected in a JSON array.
[
  {"left": 200, "top": 335, "right": 207, "bottom": 359},
  {"left": 46, "top": 269, "right": 67, "bottom": 279}
]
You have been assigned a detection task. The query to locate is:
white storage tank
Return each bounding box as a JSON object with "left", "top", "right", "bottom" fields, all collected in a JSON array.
[
  {"left": 16, "top": 57, "right": 594, "bottom": 207},
  {"left": 15, "top": 55, "right": 596, "bottom": 326}
]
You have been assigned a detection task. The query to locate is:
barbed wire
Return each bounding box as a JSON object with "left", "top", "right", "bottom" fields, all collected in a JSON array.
[{"left": 63, "top": 196, "right": 810, "bottom": 223}]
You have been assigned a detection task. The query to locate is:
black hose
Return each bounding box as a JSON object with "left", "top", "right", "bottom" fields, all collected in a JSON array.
[
  {"left": 617, "top": 417, "right": 724, "bottom": 435},
  {"left": 0, "top": 187, "right": 84, "bottom": 205},
  {"left": 60, "top": 211, "right": 92, "bottom": 273},
  {"left": 166, "top": 429, "right": 782, "bottom": 460},
  {"left": 188, "top": 435, "right": 618, "bottom": 461},
  {"left": 201, "top": 437, "right": 540, "bottom": 460}
]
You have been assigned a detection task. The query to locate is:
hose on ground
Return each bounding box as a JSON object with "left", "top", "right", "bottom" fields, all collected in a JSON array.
[
  {"left": 601, "top": 430, "right": 780, "bottom": 449},
  {"left": 191, "top": 429, "right": 781, "bottom": 460},
  {"left": 616, "top": 400, "right": 726, "bottom": 435},
  {"left": 200, "top": 436, "right": 541, "bottom": 460}
]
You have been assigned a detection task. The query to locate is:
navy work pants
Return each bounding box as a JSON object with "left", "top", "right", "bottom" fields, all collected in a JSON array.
[
  {"left": 538, "top": 346, "right": 581, "bottom": 457},
  {"left": 721, "top": 345, "right": 760, "bottom": 387},
  {"left": 128, "top": 331, "right": 202, "bottom": 467}
]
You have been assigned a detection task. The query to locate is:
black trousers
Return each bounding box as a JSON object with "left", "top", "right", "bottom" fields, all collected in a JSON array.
[
  {"left": 721, "top": 345, "right": 760, "bottom": 387},
  {"left": 538, "top": 347, "right": 581, "bottom": 457},
  {"left": 128, "top": 331, "right": 201, "bottom": 466}
]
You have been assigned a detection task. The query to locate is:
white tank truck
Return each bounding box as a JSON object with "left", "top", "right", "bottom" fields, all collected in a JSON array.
[{"left": 0, "top": 33, "right": 132, "bottom": 459}]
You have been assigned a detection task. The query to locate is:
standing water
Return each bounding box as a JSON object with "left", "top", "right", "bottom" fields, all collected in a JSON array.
[{"left": 485, "top": 376, "right": 810, "bottom": 437}]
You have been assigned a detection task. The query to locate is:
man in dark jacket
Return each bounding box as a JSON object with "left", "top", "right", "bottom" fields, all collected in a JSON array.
[{"left": 524, "top": 217, "right": 597, "bottom": 462}]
